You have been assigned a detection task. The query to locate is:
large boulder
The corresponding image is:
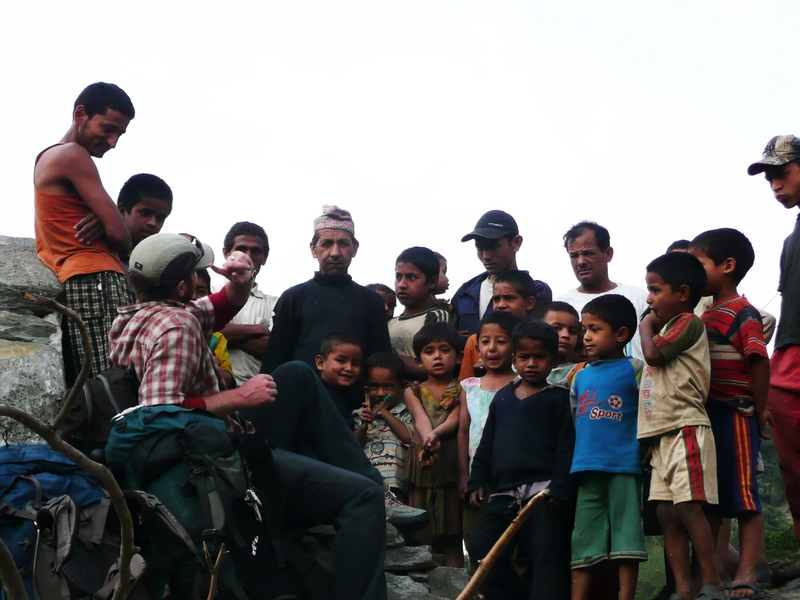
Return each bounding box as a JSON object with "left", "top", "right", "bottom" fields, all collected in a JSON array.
[
  {"left": 0, "top": 315, "right": 64, "bottom": 445},
  {"left": 0, "top": 236, "right": 62, "bottom": 316}
]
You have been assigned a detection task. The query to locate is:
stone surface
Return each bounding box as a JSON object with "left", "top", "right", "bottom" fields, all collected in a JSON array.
[
  {"left": 386, "top": 522, "right": 406, "bottom": 548},
  {"left": 384, "top": 545, "right": 436, "bottom": 572},
  {"left": 0, "top": 310, "right": 59, "bottom": 345},
  {"left": 427, "top": 566, "right": 470, "bottom": 599},
  {"left": 385, "top": 573, "right": 443, "bottom": 600},
  {"left": 0, "top": 334, "right": 64, "bottom": 445},
  {"left": 769, "top": 586, "right": 800, "bottom": 599},
  {"left": 0, "top": 236, "right": 62, "bottom": 316},
  {"left": 408, "top": 571, "right": 429, "bottom": 583}
]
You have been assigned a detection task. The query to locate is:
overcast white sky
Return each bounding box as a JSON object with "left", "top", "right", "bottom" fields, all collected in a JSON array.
[{"left": 2, "top": 1, "right": 797, "bottom": 326}]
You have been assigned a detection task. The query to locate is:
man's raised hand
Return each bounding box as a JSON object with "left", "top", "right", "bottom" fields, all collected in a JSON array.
[{"left": 211, "top": 251, "right": 254, "bottom": 285}]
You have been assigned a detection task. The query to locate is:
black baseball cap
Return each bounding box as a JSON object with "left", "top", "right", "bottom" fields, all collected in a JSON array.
[{"left": 461, "top": 210, "right": 519, "bottom": 242}]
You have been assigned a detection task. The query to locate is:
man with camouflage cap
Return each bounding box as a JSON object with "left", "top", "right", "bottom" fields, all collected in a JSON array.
[{"left": 748, "top": 135, "right": 800, "bottom": 562}]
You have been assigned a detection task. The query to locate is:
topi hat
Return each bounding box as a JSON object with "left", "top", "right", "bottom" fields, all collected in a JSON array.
[{"left": 313, "top": 205, "right": 355, "bottom": 236}]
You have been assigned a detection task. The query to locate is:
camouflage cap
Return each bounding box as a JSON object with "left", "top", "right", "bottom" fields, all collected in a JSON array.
[{"left": 747, "top": 135, "right": 800, "bottom": 176}]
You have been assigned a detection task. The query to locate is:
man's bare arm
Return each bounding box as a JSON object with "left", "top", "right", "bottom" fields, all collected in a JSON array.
[{"left": 37, "top": 144, "right": 131, "bottom": 254}]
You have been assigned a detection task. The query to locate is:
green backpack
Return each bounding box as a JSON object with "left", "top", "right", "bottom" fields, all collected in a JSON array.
[{"left": 106, "top": 405, "right": 331, "bottom": 600}]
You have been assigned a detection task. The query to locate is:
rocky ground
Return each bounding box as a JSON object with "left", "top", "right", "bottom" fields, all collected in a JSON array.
[{"left": 303, "top": 523, "right": 471, "bottom": 599}]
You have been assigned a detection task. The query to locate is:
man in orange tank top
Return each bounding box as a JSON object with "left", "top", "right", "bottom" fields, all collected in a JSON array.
[{"left": 34, "top": 82, "right": 135, "bottom": 385}]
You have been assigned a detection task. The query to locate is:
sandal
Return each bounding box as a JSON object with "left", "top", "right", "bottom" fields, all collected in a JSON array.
[
  {"left": 727, "top": 582, "right": 765, "bottom": 600},
  {"left": 695, "top": 585, "right": 726, "bottom": 600},
  {"left": 772, "top": 560, "right": 800, "bottom": 585}
]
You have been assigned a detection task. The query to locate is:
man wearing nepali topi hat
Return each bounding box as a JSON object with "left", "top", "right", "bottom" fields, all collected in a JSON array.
[{"left": 260, "top": 205, "right": 392, "bottom": 373}]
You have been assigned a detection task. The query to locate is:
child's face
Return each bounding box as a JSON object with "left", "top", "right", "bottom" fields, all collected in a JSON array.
[
  {"left": 477, "top": 323, "right": 513, "bottom": 373},
  {"left": 366, "top": 367, "right": 402, "bottom": 407},
  {"left": 513, "top": 338, "right": 553, "bottom": 386},
  {"left": 492, "top": 283, "right": 535, "bottom": 320},
  {"left": 645, "top": 272, "right": 689, "bottom": 323},
  {"left": 543, "top": 310, "right": 580, "bottom": 359},
  {"left": 688, "top": 249, "right": 728, "bottom": 297},
  {"left": 193, "top": 278, "right": 210, "bottom": 300},
  {"left": 376, "top": 290, "right": 396, "bottom": 320},
  {"left": 120, "top": 197, "right": 171, "bottom": 246},
  {"left": 395, "top": 262, "right": 436, "bottom": 309},
  {"left": 316, "top": 343, "right": 362, "bottom": 387},
  {"left": 434, "top": 258, "right": 449, "bottom": 295},
  {"left": 765, "top": 161, "right": 800, "bottom": 210},
  {"left": 581, "top": 313, "right": 627, "bottom": 360},
  {"left": 416, "top": 339, "right": 458, "bottom": 379}
]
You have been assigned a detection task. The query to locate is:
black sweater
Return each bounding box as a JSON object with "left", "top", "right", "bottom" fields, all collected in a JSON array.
[
  {"left": 468, "top": 380, "right": 577, "bottom": 503},
  {"left": 261, "top": 272, "right": 391, "bottom": 373}
]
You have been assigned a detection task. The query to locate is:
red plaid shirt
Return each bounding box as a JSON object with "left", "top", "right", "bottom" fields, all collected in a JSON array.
[{"left": 109, "top": 290, "right": 253, "bottom": 433}]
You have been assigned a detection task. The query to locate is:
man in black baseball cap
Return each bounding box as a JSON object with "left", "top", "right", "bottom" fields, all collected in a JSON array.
[{"left": 452, "top": 210, "right": 551, "bottom": 337}]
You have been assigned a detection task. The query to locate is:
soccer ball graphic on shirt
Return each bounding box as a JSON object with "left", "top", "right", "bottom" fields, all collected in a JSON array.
[{"left": 608, "top": 395, "right": 623, "bottom": 409}]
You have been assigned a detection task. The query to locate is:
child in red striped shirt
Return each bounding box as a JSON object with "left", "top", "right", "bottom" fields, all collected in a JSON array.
[{"left": 690, "top": 228, "right": 772, "bottom": 600}]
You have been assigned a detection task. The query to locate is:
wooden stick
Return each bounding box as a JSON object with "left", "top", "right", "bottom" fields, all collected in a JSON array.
[
  {"left": 364, "top": 389, "right": 372, "bottom": 430},
  {"left": 456, "top": 489, "right": 549, "bottom": 600},
  {"left": 203, "top": 542, "right": 228, "bottom": 600},
  {"left": 358, "top": 395, "right": 391, "bottom": 433}
]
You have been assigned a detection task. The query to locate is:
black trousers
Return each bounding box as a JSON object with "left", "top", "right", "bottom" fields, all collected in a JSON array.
[
  {"left": 240, "top": 361, "right": 387, "bottom": 600},
  {"left": 468, "top": 494, "right": 574, "bottom": 600}
]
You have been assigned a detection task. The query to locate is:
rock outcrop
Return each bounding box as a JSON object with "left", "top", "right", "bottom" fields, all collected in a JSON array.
[{"left": 0, "top": 236, "right": 65, "bottom": 444}]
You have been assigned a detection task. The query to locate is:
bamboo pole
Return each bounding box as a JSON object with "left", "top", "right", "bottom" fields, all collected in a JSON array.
[{"left": 456, "top": 489, "right": 549, "bottom": 600}]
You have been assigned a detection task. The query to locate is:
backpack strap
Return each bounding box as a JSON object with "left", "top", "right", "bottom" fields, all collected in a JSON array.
[
  {"left": 36, "top": 495, "right": 78, "bottom": 567},
  {"left": 97, "top": 372, "right": 122, "bottom": 415},
  {"left": 92, "top": 553, "right": 146, "bottom": 600}
]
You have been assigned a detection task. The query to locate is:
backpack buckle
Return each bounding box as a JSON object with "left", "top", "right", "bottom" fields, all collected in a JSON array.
[{"left": 244, "top": 488, "right": 263, "bottom": 523}]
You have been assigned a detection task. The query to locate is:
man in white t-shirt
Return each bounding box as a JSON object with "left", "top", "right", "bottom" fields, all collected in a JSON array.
[
  {"left": 556, "top": 221, "right": 648, "bottom": 359},
  {"left": 218, "top": 222, "right": 279, "bottom": 385}
]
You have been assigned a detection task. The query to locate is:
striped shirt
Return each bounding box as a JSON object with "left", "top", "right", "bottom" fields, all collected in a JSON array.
[{"left": 701, "top": 296, "right": 767, "bottom": 407}]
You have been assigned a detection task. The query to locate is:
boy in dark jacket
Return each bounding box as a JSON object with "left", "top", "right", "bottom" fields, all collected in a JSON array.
[{"left": 467, "top": 321, "right": 576, "bottom": 600}]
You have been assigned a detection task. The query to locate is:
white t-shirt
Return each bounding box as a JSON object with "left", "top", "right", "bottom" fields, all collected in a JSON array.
[
  {"left": 479, "top": 278, "right": 494, "bottom": 318},
  {"left": 556, "top": 283, "right": 649, "bottom": 361}
]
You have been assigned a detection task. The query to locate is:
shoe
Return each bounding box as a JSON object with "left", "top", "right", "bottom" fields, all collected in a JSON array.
[{"left": 384, "top": 490, "right": 429, "bottom": 528}]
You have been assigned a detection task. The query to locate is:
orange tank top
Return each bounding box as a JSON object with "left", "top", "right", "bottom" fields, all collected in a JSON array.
[{"left": 33, "top": 145, "right": 123, "bottom": 283}]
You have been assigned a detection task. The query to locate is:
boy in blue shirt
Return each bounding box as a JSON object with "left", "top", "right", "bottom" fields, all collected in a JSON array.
[{"left": 570, "top": 294, "right": 645, "bottom": 600}]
